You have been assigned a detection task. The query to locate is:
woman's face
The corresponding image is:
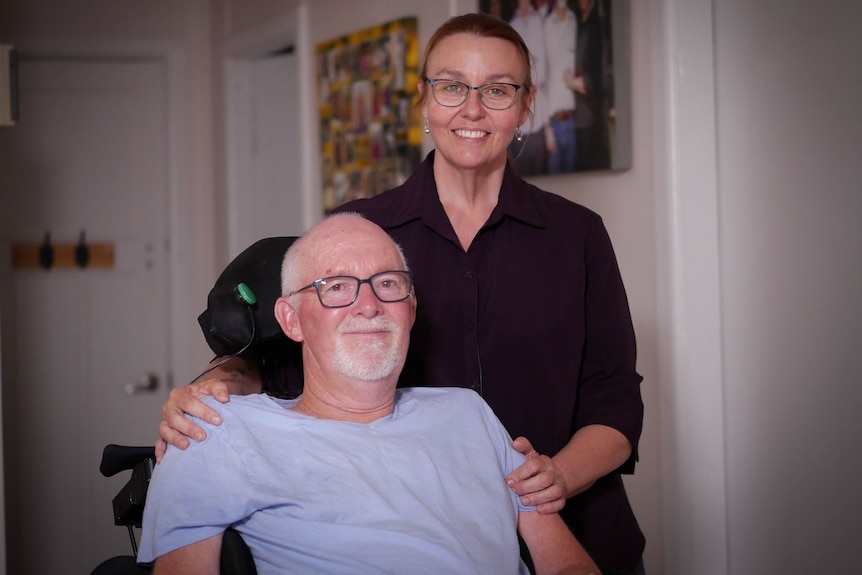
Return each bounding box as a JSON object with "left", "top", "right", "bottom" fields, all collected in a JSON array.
[{"left": 420, "top": 33, "right": 533, "bottom": 174}]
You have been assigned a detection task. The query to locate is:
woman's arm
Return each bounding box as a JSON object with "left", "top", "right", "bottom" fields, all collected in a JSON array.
[
  {"left": 506, "top": 425, "right": 631, "bottom": 513},
  {"left": 518, "top": 510, "right": 599, "bottom": 575}
]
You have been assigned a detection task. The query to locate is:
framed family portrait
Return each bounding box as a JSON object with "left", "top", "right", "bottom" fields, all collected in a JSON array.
[
  {"left": 480, "top": 0, "right": 631, "bottom": 175},
  {"left": 316, "top": 17, "right": 423, "bottom": 213}
]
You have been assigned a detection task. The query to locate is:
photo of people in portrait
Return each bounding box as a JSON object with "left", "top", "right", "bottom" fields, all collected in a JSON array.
[{"left": 479, "top": 0, "right": 630, "bottom": 175}]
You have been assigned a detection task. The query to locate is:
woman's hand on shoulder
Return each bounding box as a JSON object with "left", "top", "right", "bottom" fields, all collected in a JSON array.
[
  {"left": 155, "top": 356, "right": 262, "bottom": 462},
  {"left": 506, "top": 436, "right": 569, "bottom": 514},
  {"left": 155, "top": 379, "right": 230, "bottom": 461}
]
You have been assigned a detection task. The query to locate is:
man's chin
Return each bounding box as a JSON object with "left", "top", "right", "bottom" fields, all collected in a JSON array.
[
  {"left": 332, "top": 336, "right": 406, "bottom": 380},
  {"left": 337, "top": 368, "right": 398, "bottom": 383},
  {"left": 333, "top": 353, "right": 399, "bottom": 382}
]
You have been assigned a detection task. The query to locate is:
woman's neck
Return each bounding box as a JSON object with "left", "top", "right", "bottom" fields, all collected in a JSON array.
[{"left": 433, "top": 159, "right": 505, "bottom": 251}]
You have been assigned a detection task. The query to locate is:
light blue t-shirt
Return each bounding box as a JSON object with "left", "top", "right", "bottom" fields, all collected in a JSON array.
[{"left": 139, "top": 387, "right": 533, "bottom": 574}]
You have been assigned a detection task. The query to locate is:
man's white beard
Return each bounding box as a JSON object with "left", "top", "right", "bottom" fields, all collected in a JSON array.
[{"left": 332, "top": 317, "right": 403, "bottom": 381}]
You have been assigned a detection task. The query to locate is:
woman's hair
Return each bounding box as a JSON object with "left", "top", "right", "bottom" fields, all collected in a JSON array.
[{"left": 417, "top": 12, "right": 534, "bottom": 108}]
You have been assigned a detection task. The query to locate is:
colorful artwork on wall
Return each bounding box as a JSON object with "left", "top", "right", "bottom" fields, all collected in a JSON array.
[{"left": 316, "top": 17, "right": 422, "bottom": 213}]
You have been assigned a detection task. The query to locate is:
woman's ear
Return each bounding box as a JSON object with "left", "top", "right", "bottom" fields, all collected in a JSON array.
[
  {"left": 274, "top": 296, "right": 304, "bottom": 343},
  {"left": 520, "top": 84, "right": 537, "bottom": 127},
  {"left": 418, "top": 80, "right": 430, "bottom": 119}
]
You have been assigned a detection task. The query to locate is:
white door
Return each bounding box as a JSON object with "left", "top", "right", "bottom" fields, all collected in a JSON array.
[{"left": 0, "top": 54, "right": 171, "bottom": 574}]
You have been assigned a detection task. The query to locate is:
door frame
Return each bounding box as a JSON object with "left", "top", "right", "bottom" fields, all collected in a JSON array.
[{"left": 224, "top": 4, "right": 318, "bottom": 256}]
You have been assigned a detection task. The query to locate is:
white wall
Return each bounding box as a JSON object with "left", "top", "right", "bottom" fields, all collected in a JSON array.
[{"left": 715, "top": 1, "right": 862, "bottom": 573}]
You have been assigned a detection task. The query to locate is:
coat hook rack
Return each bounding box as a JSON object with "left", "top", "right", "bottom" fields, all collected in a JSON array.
[{"left": 11, "top": 232, "right": 115, "bottom": 270}]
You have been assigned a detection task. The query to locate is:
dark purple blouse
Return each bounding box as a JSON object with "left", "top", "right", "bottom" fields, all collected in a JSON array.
[{"left": 334, "top": 152, "right": 645, "bottom": 572}]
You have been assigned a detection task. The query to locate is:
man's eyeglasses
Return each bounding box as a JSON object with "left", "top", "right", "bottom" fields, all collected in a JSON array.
[
  {"left": 289, "top": 270, "right": 414, "bottom": 309},
  {"left": 426, "top": 79, "right": 522, "bottom": 110}
]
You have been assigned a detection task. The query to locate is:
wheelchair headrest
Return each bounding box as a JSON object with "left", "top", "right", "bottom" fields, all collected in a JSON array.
[{"left": 198, "top": 236, "right": 298, "bottom": 357}]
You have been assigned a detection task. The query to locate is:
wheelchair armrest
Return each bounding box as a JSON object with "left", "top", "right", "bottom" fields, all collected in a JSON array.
[
  {"left": 100, "top": 444, "right": 156, "bottom": 477},
  {"left": 100, "top": 445, "right": 156, "bottom": 529}
]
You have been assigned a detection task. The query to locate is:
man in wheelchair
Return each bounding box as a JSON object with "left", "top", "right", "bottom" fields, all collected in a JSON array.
[{"left": 138, "top": 214, "right": 599, "bottom": 575}]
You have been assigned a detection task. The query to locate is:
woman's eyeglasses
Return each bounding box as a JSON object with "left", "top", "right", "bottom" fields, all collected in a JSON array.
[{"left": 426, "top": 79, "right": 522, "bottom": 110}]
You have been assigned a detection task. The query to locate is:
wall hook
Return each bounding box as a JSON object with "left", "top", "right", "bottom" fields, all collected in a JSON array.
[
  {"left": 75, "top": 229, "right": 90, "bottom": 268},
  {"left": 38, "top": 231, "right": 53, "bottom": 270}
]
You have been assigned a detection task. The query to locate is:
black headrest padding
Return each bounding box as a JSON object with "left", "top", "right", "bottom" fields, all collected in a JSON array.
[{"left": 198, "top": 237, "right": 299, "bottom": 357}]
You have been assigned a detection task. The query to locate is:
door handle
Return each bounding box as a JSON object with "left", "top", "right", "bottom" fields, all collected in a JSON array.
[{"left": 125, "top": 373, "right": 158, "bottom": 395}]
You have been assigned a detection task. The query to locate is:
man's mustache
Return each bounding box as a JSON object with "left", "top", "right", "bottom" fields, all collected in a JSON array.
[{"left": 337, "top": 317, "right": 401, "bottom": 335}]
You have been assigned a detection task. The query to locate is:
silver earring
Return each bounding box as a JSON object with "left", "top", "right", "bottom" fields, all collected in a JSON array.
[
  {"left": 423, "top": 117, "right": 430, "bottom": 134},
  {"left": 515, "top": 128, "right": 523, "bottom": 142}
]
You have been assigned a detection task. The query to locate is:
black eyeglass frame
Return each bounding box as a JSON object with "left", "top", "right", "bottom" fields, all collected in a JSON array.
[
  {"left": 425, "top": 78, "right": 522, "bottom": 110},
  {"left": 289, "top": 270, "right": 414, "bottom": 309}
]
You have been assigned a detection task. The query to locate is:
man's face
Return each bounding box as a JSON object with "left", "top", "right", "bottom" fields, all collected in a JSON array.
[{"left": 282, "top": 218, "right": 416, "bottom": 384}]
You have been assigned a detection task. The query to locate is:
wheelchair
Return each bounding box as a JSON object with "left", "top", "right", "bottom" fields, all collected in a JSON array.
[{"left": 91, "top": 237, "right": 300, "bottom": 574}]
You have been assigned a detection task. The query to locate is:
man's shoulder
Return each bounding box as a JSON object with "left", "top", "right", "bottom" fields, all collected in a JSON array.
[
  {"left": 198, "top": 394, "right": 294, "bottom": 429},
  {"left": 200, "top": 392, "right": 280, "bottom": 410}
]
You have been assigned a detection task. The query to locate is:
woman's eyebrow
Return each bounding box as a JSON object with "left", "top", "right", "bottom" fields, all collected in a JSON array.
[{"left": 430, "top": 70, "right": 519, "bottom": 83}]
